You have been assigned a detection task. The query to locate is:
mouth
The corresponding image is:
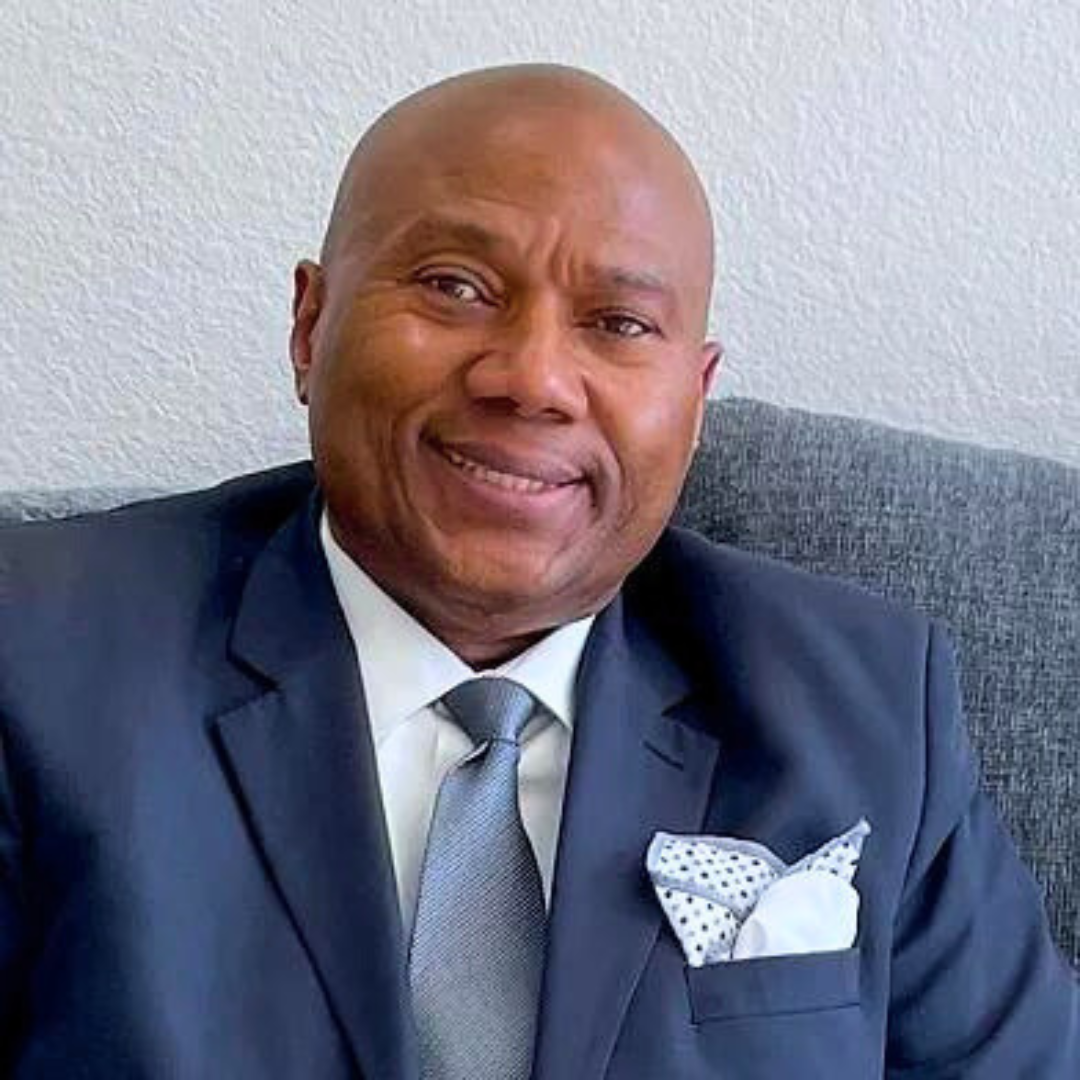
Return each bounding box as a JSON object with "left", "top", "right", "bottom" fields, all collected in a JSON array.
[{"left": 432, "top": 440, "right": 586, "bottom": 497}]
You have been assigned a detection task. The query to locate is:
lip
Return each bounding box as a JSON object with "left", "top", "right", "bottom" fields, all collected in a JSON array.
[
  {"left": 430, "top": 438, "right": 585, "bottom": 488},
  {"left": 425, "top": 438, "right": 589, "bottom": 517}
]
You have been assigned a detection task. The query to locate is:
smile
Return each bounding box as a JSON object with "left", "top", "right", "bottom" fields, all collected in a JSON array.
[{"left": 438, "top": 446, "right": 568, "bottom": 495}]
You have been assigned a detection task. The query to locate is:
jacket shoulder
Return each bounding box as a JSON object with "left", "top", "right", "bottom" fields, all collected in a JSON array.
[
  {"left": 0, "top": 462, "right": 316, "bottom": 615},
  {"left": 629, "top": 526, "right": 932, "bottom": 659}
]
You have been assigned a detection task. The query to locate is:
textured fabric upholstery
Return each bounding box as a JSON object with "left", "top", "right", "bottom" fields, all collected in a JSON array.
[{"left": 2, "top": 397, "right": 1076, "bottom": 964}]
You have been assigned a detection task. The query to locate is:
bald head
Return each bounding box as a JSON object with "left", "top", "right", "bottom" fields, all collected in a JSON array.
[{"left": 319, "top": 64, "right": 715, "bottom": 316}]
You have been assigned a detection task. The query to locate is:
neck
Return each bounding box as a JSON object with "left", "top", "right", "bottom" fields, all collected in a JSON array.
[
  {"left": 448, "top": 631, "right": 547, "bottom": 669},
  {"left": 385, "top": 588, "right": 557, "bottom": 668}
]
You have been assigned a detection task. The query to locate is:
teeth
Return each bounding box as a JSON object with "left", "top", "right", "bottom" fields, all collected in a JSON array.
[{"left": 442, "top": 447, "right": 560, "bottom": 494}]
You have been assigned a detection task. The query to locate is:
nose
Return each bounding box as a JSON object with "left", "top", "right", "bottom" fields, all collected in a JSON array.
[{"left": 462, "top": 299, "right": 588, "bottom": 422}]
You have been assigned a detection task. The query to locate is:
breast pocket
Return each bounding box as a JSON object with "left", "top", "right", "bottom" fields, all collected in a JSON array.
[{"left": 685, "top": 947, "right": 861, "bottom": 1023}]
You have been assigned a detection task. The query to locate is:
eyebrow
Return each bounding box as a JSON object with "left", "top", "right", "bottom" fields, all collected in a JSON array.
[
  {"left": 382, "top": 214, "right": 506, "bottom": 260},
  {"left": 383, "top": 212, "right": 678, "bottom": 312},
  {"left": 582, "top": 266, "right": 675, "bottom": 307}
]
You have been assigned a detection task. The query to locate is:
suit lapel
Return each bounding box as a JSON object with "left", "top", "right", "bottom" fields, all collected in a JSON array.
[
  {"left": 532, "top": 596, "right": 721, "bottom": 1080},
  {"left": 213, "top": 496, "right": 418, "bottom": 1080}
]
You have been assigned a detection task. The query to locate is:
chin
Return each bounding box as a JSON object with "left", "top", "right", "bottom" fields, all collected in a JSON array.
[
  {"left": 428, "top": 549, "right": 569, "bottom": 611},
  {"left": 446, "top": 560, "right": 555, "bottom": 604}
]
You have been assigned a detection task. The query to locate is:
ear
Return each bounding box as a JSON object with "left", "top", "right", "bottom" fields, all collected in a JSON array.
[
  {"left": 700, "top": 339, "right": 722, "bottom": 394},
  {"left": 290, "top": 260, "right": 324, "bottom": 405},
  {"left": 692, "top": 339, "right": 723, "bottom": 448}
]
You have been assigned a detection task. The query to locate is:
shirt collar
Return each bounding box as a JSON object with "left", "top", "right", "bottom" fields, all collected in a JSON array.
[{"left": 320, "top": 511, "right": 594, "bottom": 744}]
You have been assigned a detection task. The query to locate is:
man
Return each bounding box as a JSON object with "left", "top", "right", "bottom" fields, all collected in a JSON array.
[{"left": 0, "top": 64, "right": 1075, "bottom": 1078}]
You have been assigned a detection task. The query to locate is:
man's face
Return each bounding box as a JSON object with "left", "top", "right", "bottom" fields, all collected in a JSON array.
[{"left": 292, "top": 101, "right": 718, "bottom": 650}]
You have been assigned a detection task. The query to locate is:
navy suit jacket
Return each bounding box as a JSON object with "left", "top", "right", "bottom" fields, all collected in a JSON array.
[{"left": 0, "top": 464, "right": 1076, "bottom": 1078}]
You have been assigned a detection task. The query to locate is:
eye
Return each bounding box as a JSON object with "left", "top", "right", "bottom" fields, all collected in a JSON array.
[
  {"left": 416, "top": 271, "right": 488, "bottom": 305},
  {"left": 592, "top": 312, "right": 656, "bottom": 339}
]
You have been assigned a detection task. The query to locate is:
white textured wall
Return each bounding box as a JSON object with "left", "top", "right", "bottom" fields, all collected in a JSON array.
[{"left": 2, "top": 0, "right": 1077, "bottom": 489}]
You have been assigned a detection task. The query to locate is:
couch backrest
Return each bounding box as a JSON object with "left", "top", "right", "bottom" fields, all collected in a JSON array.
[
  {"left": 676, "top": 397, "right": 1079, "bottom": 965},
  {"left": 2, "top": 397, "right": 1077, "bottom": 964}
]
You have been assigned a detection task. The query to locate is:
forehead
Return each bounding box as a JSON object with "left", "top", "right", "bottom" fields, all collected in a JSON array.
[{"left": 348, "top": 107, "right": 712, "bottom": 287}]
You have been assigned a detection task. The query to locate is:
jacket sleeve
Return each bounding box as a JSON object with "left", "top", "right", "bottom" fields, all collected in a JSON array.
[
  {"left": 885, "top": 623, "right": 1079, "bottom": 1076},
  {"left": 0, "top": 725, "right": 30, "bottom": 1047}
]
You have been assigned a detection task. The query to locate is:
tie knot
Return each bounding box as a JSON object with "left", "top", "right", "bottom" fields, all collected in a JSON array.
[{"left": 441, "top": 677, "right": 536, "bottom": 746}]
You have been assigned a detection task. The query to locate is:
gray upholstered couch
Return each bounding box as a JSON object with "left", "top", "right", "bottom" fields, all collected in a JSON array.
[{"left": 2, "top": 397, "right": 1077, "bottom": 966}]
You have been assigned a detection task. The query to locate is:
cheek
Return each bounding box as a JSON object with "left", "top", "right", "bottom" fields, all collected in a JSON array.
[
  {"left": 603, "top": 370, "right": 703, "bottom": 502},
  {"left": 309, "top": 312, "right": 452, "bottom": 437}
]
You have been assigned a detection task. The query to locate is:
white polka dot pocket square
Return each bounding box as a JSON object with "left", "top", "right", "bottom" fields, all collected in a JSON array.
[{"left": 646, "top": 819, "right": 870, "bottom": 968}]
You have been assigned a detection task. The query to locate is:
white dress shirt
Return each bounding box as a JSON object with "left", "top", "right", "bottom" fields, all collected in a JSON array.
[{"left": 320, "top": 513, "right": 595, "bottom": 936}]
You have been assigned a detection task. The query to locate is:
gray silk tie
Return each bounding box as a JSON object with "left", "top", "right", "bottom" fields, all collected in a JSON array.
[{"left": 408, "top": 677, "right": 547, "bottom": 1080}]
